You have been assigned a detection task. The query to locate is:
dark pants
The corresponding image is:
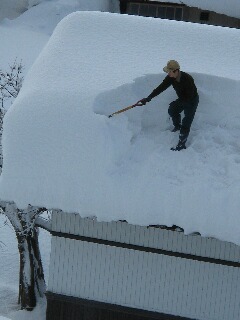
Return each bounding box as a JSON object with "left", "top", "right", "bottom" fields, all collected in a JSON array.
[{"left": 168, "top": 95, "right": 199, "bottom": 144}]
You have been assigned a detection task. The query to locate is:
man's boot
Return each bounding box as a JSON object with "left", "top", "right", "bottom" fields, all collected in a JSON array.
[
  {"left": 171, "top": 141, "right": 186, "bottom": 151},
  {"left": 171, "top": 129, "right": 188, "bottom": 151}
]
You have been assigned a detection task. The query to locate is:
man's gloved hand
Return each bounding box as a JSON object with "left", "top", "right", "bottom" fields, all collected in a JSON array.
[{"left": 139, "top": 97, "right": 151, "bottom": 105}]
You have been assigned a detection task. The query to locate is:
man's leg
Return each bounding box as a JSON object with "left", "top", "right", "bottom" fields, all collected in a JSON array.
[
  {"left": 168, "top": 99, "right": 184, "bottom": 131},
  {"left": 171, "top": 96, "right": 199, "bottom": 151}
]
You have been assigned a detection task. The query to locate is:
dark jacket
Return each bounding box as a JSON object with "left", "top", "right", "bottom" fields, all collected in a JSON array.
[{"left": 147, "top": 71, "right": 198, "bottom": 102}]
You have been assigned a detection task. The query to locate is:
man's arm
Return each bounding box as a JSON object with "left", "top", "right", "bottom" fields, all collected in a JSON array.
[
  {"left": 140, "top": 76, "right": 172, "bottom": 105},
  {"left": 148, "top": 76, "right": 172, "bottom": 100}
]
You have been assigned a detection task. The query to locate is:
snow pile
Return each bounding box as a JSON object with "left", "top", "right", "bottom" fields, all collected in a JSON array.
[
  {"left": 0, "top": 0, "right": 28, "bottom": 21},
  {"left": 0, "top": 12, "right": 240, "bottom": 246},
  {"left": 0, "top": 0, "right": 119, "bottom": 107},
  {"left": 0, "top": 0, "right": 119, "bottom": 22}
]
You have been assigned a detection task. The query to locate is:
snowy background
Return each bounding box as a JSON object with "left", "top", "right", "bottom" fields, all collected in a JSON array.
[
  {"left": 0, "top": 1, "right": 119, "bottom": 319},
  {"left": 0, "top": 1, "right": 240, "bottom": 320}
]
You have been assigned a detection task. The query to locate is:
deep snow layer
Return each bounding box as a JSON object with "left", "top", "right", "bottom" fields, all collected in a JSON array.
[
  {"left": 0, "top": 0, "right": 119, "bottom": 22},
  {"left": 0, "top": 12, "right": 240, "bottom": 246}
]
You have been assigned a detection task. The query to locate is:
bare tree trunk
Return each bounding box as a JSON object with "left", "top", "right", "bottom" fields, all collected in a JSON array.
[
  {"left": 17, "top": 228, "right": 45, "bottom": 310},
  {"left": 0, "top": 202, "right": 46, "bottom": 310}
]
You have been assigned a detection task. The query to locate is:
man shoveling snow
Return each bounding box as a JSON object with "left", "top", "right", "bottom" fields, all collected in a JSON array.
[{"left": 140, "top": 60, "right": 199, "bottom": 151}]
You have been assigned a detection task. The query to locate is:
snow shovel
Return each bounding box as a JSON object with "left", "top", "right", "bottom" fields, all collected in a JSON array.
[{"left": 108, "top": 100, "right": 143, "bottom": 118}]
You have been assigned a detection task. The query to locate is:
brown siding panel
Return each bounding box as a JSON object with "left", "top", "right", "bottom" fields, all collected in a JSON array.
[{"left": 46, "top": 293, "right": 192, "bottom": 320}]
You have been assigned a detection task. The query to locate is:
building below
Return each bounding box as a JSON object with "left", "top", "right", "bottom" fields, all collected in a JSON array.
[
  {"left": 119, "top": 0, "right": 240, "bottom": 28},
  {"left": 46, "top": 210, "right": 240, "bottom": 320}
]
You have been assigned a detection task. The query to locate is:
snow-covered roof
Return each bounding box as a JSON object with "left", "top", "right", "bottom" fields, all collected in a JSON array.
[
  {"left": 0, "top": 12, "right": 240, "bottom": 246},
  {"left": 149, "top": 0, "right": 240, "bottom": 19}
]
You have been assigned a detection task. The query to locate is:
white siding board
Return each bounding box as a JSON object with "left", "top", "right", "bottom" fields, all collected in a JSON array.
[
  {"left": 222, "top": 266, "right": 232, "bottom": 318},
  {"left": 84, "top": 241, "right": 93, "bottom": 298},
  {"left": 202, "top": 262, "right": 212, "bottom": 317},
  {"left": 227, "top": 243, "right": 234, "bottom": 261},
  {"left": 175, "top": 257, "right": 185, "bottom": 314},
  {"left": 200, "top": 263, "right": 211, "bottom": 318},
  {"left": 105, "top": 244, "right": 114, "bottom": 301},
  {"left": 232, "top": 269, "right": 240, "bottom": 320},
  {"left": 133, "top": 225, "right": 139, "bottom": 246},
  {"left": 182, "top": 258, "right": 193, "bottom": 314},
  {"left": 51, "top": 236, "right": 60, "bottom": 293},
  {"left": 222, "top": 266, "right": 233, "bottom": 319},
  {"left": 51, "top": 211, "right": 58, "bottom": 232},
  {"left": 47, "top": 236, "right": 57, "bottom": 291},
  {"left": 192, "top": 261, "right": 202, "bottom": 316},
  {"left": 190, "top": 235, "right": 200, "bottom": 256},
  {"left": 123, "top": 223, "right": 131, "bottom": 244},
  {"left": 48, "top": 237, "right": 240, "bottom": 320},
  {"left": 128, "top": 224, "right": 136, "bottom": 244},
  {"left": 76, "top": 240, "right": 84, "bottom": 296},
  {"left": 55, "top": 210, "right": 62, "bottom": 233},
  {"left": 233, "top": 243, "right": 240, "bottom": 261},
  {"left": 180, "top": 236, "right": 189, "bottom": 255},
  {"left": 52, "top": 211, "right": 240, "bottom": 263},
  {"left": 152, "top": 227, "right": 160, "bottom": 249},
  {"left": 170, "top": 230, "right": 179, "bottom": 252},
  {"left": 100, "top": 221, "right": 107, "bottom": 240},
  {"left": 89, "top": 219, "right": 96, "bottom": 238},
  {"left": 107, "top": 221, "right": 116, "bottom": 242},
  {"left": 78, "top": 218, "right": 85, "bottom": 237},
  {"left": 218, "top": 264, "right": 229, "bottom": 319},
  {"left": 95, "top": 220, "right": 102, "bottom": 239},
  {"left": 185, "top": 259, "right": 197, "bottom": 314},
  {"left": 167, "top": 230, "right": 176, "bottom": 251},
  {"left": 66, "top": 238, "right": 76, "bottom": 296},
  {"left": 160, "top": 254, "right": 171, "bottom": 313},
  {"left": 84, "top": 219, "right": 91, "bottom": 237},
  {"left": 74, "top": 240, "right": 83, "bottom": 296},
  {"left": 69, "top": 213, "right": 76, "bottom": 236},
  {"left": 54, "top": 236, "right": 64, "bottom": 293},
  {"left": 209, "top": 238, "right": 216, "bottom": 258},
  {"left": 138, "top": 251, "right": 148, "bottom": 308},
  {"left": 99, "top": 244, "right": 108, "bottom": 300},
  {"left": 109, "top": 245, "right": 118, "bottom": 303},
  {"left": 70, "top": 239, "right": 79, "bottom": 298},
  {"left": 65, "top": 211, "right": 71, "bottom": 234},
  {"left": 86, "top": 241, "right": 95, "bottom": 297},
  {"left": 73, "top": 213, "right": 80, "bottom": 235},
  {"left": 115, "top": 245, "right": 125, "bottom": 304},
  {"left": 137, "top": 225, "right": 144, "bottom": 246},
  {"left": 60, "top": 238, "right": 70, "bottom": 294},
  {"left": 121, "top": 249, "right": 130, "bottom": 305},
  {"left": 62, "top": 212, "right": 69, "bottom": 233},
  {"left": 117, "top": 222, "right": 123, "bottom": 242}
]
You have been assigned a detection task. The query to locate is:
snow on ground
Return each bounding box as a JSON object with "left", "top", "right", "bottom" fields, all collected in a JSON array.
[
  {"left": 0, "top": 2, "right": 119, "bottom": 320},
  {"left": 0, "top": 0, "right": 119, "bottom": 73}
]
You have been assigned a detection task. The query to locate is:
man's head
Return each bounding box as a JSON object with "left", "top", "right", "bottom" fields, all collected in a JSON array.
[{"left": 163, "top": 60, "right": 180, "bottom": 78}]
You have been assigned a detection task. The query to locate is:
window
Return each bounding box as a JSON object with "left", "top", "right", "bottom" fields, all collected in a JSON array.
[
  {"left": 149, "top": 5, "right": 158, "bottom": 18},
  {"left": 200, "top": 11, "right": 210, "bottom": 21},
  {"left": 175, "top": 7, "right": 183, "bottom": 21},
  {"left": 157, "top": 7, "right": 166, "bottom": 19},
  {"left": 139, "top": 4, "right": 150, "bottom": 17},
  {"left": 128, "top": 4, "right": 139, "bottom": 15},
  {"left": 166, "top": 7, "right": 175, "bottom": 20},
  {"left": 127, "top": 3, "right": 183, "bottom": 21}
]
